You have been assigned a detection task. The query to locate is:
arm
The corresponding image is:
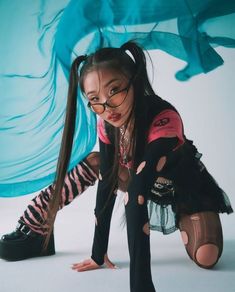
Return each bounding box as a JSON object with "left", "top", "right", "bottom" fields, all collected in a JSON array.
[
  {"left": 129, "top": 137, "right": 179, "bottom": 194},
  {"left": 72, "top": 138, "right": 117, "bottom": 271},
  {"left": 128, "top": 107, "right": 185, "bottom": 198},
  {"left": 126, "top": 109, "right": 184, "bottom": 291},
  {"left": 91, "top": 138, "right": 117, "bottom": 265},
  {"left": 125, "top": 137, "right": 178, "bottom": 291}
]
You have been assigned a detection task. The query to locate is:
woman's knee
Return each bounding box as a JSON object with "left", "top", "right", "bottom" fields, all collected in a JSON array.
[
  {"left": 179, "top": 211, "right": 223, "bottom": 269},
  {"left": 85, "top": 151, "right": 100, "bottom": 176},
  {"left": 195, "top": 243, "right": 220, "bottom": 269}
]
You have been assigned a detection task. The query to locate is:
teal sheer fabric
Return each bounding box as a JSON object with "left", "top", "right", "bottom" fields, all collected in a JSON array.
[{"left": 1, "top": 0, "right": 235, "bottom": 197}]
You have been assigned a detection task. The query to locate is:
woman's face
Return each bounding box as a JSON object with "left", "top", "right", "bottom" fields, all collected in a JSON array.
[{"left": 83, "top": 67, "right": 134, "bottom": 128}]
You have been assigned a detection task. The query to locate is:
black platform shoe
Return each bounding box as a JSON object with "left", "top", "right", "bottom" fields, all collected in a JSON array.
[{"left": 0, "top": 222, "right": 55, "bottom": 261}]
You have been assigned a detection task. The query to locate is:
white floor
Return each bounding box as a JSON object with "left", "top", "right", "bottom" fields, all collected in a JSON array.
[{"left": 0, "top": 183, "right": 235, "bottom": 292}]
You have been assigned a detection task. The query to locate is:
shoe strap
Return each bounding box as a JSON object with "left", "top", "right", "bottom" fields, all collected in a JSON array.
[{"left": 16, "top": 222, "right": 36, "bottom": 236}]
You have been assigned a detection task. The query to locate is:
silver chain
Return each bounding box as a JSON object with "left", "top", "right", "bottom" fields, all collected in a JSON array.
[{"left": 119, "top": 125, "right": 130, "bottom": 166}]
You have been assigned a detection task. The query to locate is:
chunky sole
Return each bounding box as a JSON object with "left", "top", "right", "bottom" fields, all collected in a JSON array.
[{"left": 0, "top": 232, "right": 55, "bottom": 261}]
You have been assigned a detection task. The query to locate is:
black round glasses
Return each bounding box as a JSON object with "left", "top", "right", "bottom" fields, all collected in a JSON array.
[{"left": 87, "top": 82, "right": 131, "bottom": 114}]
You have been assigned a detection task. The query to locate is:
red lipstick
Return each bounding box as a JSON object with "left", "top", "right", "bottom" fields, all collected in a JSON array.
[{"left": 107, "top": 113, "right": 121, "bottom": 122}]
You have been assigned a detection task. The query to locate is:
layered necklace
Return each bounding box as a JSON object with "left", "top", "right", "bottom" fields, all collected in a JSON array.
[{"left": 119, "top": 125, "right": 131, "bottom": 169}]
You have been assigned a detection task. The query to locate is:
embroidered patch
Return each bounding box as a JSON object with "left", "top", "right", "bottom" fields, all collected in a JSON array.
[{"left": 154, "top": 117, "right": 170, "bottom": 127}]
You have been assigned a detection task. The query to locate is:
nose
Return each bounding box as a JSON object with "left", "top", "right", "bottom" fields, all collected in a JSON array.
[
  {"left": 102, "top": 100, "right": 114, "bottom": 112},
  {"left": 105, "top": 106, "right": 115, "bottom": 114}
]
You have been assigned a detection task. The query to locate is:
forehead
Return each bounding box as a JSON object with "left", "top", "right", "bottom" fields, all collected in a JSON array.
[{"left": 83, "top": 68, "right": 127, "bottom": 93}]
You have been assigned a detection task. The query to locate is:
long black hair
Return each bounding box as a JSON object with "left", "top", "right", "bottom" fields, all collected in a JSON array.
[{"left": 43, "top": 41, "right": 156, "bottom": 250}]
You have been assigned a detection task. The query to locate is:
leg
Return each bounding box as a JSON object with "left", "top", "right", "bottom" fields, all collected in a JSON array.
[
  {"left": 179, "top": 211, "right": 223, "bottom": 269},
  {"left": 0, "top": 152, "right": 99, "bottom": 261},
  {"left": 19, "top": 151, "right": 99, "bottom": 235}
]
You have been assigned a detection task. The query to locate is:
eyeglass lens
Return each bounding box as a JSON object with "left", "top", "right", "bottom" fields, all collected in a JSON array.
[{"left": 90, "top": 86, "right": 129, "bottom": 114}]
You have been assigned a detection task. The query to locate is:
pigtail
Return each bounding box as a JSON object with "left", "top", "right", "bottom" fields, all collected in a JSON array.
[
  {"left": 121, "top": 41, "right": 156, "bottom": 168},
  {"left": 121, "top": 41, "right": 155, "bottom": 96},
  {"left": 43, "top": 55, "right": 87, "bottom": 251}
]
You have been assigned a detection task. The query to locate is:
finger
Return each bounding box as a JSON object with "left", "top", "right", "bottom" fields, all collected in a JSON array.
[
  {"left": 71, "top": 259, "right": 100, "bottom": 271},
  {"left": 71, "top": 259, "right": 92, "bottom": 269},
  {"left": 75, "top": 264, "right": 99, "bottom": 272},
  {"left": 71, "top": 262, "right": 86, "bottom": 269},
  {"left": 72, "top": 259, "right": 91, "bottom": 266},
  {"left": 72, "top": 263, "right": 91, "bottom": 270},
  {"left": 72, "top": 264, "right": 83, "bottom": 270},
  {"left": 72, "top": 264, "right": 91, "bottom": 271}
]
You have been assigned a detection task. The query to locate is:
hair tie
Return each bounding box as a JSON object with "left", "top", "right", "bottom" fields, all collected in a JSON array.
[{"left": 120, "top": 44, "right": 136, "bottom": 63}]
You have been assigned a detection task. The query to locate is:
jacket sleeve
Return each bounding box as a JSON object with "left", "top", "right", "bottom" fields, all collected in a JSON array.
[
  {"left": 125, "top": 137, "right": 179, "bottom": 291},
  {"left": 127, "top": 137, "right": 179, "bottom": 199},
  {"left": 91, "top": 138, "right": 117, "bottom": 265},
  {"left": 130, "top": 108, "right": 184, "bottom": 195}
]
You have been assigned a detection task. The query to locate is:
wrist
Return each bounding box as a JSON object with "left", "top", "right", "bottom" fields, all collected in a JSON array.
[{"left": 91, "top": 254, "right": 104, "bottom": 266}]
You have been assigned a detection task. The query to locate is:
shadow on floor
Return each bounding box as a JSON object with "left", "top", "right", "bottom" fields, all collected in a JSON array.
[{"left": 216, "top": 239, "right": 235, "bottom": 271}]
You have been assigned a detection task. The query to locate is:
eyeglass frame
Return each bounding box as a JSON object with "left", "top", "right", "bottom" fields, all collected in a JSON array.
[{"left": 86, "top": 81, "right": 132, "bottom": 114}]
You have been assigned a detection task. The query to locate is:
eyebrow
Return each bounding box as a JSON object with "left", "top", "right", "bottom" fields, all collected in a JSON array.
[{"left": 86, "top": 78, "right": 121, "bottom": 96}]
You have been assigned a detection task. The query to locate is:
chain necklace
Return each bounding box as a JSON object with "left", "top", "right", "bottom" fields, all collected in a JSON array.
[{"left": 119, "top": 125, "right": 130, "bottom": 169}]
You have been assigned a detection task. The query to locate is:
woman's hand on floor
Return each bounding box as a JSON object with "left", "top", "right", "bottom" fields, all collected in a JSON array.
[{"left": 71, "top": 253, "right": 117, "bottom": 271}]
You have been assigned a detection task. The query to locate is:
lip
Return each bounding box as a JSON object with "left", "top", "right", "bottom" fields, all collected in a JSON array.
[{"left": 107, "top": 113, "right": 122, "bottom": 122}]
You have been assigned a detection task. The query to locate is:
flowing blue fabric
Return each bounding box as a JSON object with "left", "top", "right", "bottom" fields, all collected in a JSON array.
[{"left": 1, "top": 0, "right": 235, "bottom": 197}]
